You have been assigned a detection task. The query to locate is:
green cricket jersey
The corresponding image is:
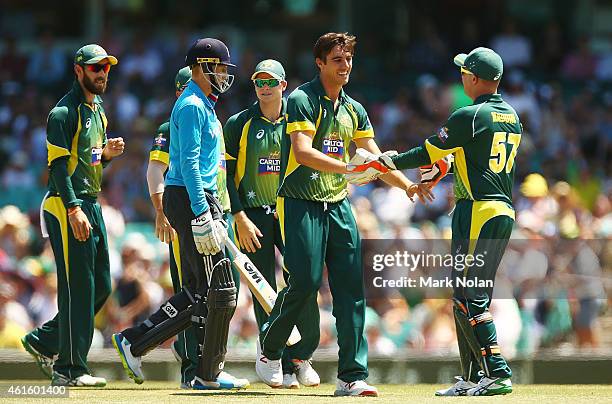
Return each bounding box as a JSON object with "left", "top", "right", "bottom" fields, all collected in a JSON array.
[
  {"left": 224, "top": 100, "right": 285, "bottom": 213},
  {"left": 149, "top": 118, "right": 230, "bottom": 212},
  {"left": 279, "top": 76, "right": 374, "bottom": 203},
  {"left": 47, "top": 81, "right": 109, "bottom": 205},
  {"left": 391, "top": 93, "right": 522, "bottom": 205}
]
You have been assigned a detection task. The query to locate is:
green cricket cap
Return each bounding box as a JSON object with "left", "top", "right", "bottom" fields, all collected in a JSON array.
[
  {"left": 74, "top": 44, "right": 118, "bottom": 66},
  {"left": 250, "top": 59, "right": 286, "bottom": 81},
  {"left": 453, "top": 47, "right": 503, "bottom": 81},
  {"left": 175, "top": 67, "right": 192, "bottom": 91}
]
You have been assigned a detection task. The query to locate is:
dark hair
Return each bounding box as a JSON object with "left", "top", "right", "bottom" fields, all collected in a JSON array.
[{"left": 313, "top": 32, "right": 356, "bottom": 63}]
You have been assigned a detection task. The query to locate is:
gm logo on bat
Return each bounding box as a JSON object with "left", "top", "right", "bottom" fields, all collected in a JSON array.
[{"left": 243, "top": 260, "right": 266, "bottom": 291}]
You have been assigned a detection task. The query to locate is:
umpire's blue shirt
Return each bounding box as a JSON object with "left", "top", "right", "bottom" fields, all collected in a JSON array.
[{"left": 166, "top": 80, "right": 220, "bottom": 216}]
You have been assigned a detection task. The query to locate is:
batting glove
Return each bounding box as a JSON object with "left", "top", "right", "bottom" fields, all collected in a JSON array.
[
  {"left": 191, "top": 209, "right": 223, "bottom": 255},
  {"left": 345, "top": 148, "right": 398, "bottom": 185},
  {"left": 419, "top": 154, "right": 452, "bottom": 187}
]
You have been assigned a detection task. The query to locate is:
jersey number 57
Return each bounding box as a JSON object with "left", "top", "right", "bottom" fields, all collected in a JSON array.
[{"left": 489, "top": 132, "right": 521, "bottom": 174}]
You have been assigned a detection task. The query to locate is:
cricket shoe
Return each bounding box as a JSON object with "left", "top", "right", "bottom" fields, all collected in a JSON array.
[
  {"left": 292, "top": 359, "right": 320, "bottom": 387},
  {"left": 51, "top": 372, "right": 106, "bottom": 387},
  {"left": 435, "top": 376, "right": 476, "bottom": 396},
  {"left": 255, "top": 338, "right": 282, "bottom": 387},
  {"left": 191, "top": 372, "right": 249, "bottom": 390},
  {"left": 21, "top": 336, "right": 55, "bottom": 379},
  {"left": 282, "top": 373, "right": 299, "bottom": 389},
  {"left": 467, "top": 376, "right": 512, "bottom": 396},
  {"left": 334, "top": 379, "right": 379, "bottom": 397},
  {"left": 112, "top": 333, "right": 144, "bottom": 384}
]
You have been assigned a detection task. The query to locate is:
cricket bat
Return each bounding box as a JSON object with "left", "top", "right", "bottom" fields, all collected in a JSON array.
[{"left": 223, "top": 234, "right": 302, "bottom": 346}]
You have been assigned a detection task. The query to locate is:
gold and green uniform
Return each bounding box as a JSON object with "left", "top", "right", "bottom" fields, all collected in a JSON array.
[
  {"left": 224, "top": 101, "right": 284, "bottom": 212},
  {"left": 149, "top": 118, "right": 233, "bottom": 384},
  {"left": 391, "top": 93, "right": 521, "bottom": 380},
  {"left": 25, "top": 81, "right": 113, "bottom": 380},
  {"left": 278, "top": 76, "right": 374, "bottom": 202},
  {"left": 261, "top": 76, "right": 372, "bottom": 383},
  {"left": 224, "top": 100, "right": 320, "bottom": 369}
]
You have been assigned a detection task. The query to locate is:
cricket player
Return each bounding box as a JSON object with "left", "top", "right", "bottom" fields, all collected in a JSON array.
[
  {"left": 147, "top": 67, "right": 238, "bottom": 388},
  {"left": 112, "top": 38, "right": 248, "bottom": 390},
  {"left": 255, "top": 33, "right": 431, "bottom": 397},
  {"left": 347, "top": 47, "right": 519, "bottom": 396},
  {"left": 21, "top": 44, "right": 123, "bottom": 387},
  {"left": 224, "top": 59, "right": 320, "bottom": 389}
]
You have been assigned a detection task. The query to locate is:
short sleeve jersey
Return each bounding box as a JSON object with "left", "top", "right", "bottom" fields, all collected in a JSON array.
[
  {"left": 279, "top": 76, "right": 374, "bottom": 203},
  {"left": 224, "top": 100, "right": 285, "bottom": 209},
  {"left": 47, "top": 81, "right": 108, "bottom": 197},
  {"left": 422, "top": 94, "right": 522, "bottom": 205}
]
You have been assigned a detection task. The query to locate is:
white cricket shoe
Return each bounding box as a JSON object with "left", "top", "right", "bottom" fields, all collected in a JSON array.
[
  {"left": 112, "top": 333, "right": 144, "bottom": 384},
  {"left": 192, "top": 372, "right": 249, "bottom": 390},
  {"left": 255, "top": 338, "right": 282, "bottom": 387},
  {"left": 282, "top": 373, "right": 299, "bottom": 389},
  {"left": 52, "top": 373, "right": 106, "bottom": 387},
  {"left": 292, "top": 359, "right": 320, "bottom": 387},
  {"left": 467, "top": 376, "right": 512, "bottom": 396},
  {"left": 435, "top": 376, "right": 477, "bottom": 396},
  {"left": 334, "top": 379, "right": 379, "bottom": 397}
]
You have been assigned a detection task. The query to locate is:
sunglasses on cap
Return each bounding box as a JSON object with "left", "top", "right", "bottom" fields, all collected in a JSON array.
[
  {"left": 460, "top": 67, "right": 474, "bottom": 76},
  {"left": 253, "top": 78, "right": 280, "bottom": 88},
  {"left": 85, "top": 63, "right": 111, "bottom": 73}
]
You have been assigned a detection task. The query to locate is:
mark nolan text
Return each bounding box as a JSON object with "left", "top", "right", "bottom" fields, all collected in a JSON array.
[{"left": 372, "top": 276, "right": 493, "bottom": 288}]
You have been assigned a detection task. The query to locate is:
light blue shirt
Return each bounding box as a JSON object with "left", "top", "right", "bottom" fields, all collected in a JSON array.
[{"left": 166, "top": 80, "right": 221, "bottom": 216}]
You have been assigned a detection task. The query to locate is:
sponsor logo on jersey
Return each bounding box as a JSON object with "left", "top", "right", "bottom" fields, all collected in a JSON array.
[
  {"left": 258, "top": 150, "right": 281, "bottom": 175},
  {"left": 154, "top": 133, "right": 167, "bottom": 147},
  {"left": 91, "top": 146, "right": 103, "bottom": 165},
  {"left": 322, "top": 134, "right": 344, "bottom": 158},
  {"left": 256, "top": 129, "right": 265, "bottom": 139},
  {"left": 437, "top": 127, "right": 449, "bottom": 143},
  {"left": 85, "top": 118, "right": 92, "bottom": 129}
]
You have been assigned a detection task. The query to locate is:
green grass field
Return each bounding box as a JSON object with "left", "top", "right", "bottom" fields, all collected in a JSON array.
[{"left": 1, "top": 382, "right": 611, "bottom": 403}]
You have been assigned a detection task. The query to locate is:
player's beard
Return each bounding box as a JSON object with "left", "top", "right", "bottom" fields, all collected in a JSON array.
[{"left": 82, "top": 73, "right": 107, "bottom": 95}]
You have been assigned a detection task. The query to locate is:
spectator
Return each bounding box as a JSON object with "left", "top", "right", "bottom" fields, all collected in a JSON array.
[{"left": 490, "top": 19, "right": 532, "bottom": 69}]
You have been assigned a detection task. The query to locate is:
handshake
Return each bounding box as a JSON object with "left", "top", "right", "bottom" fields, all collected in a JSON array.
[{"left": 345, "top": 148, "right": 452, "bottom": 186}]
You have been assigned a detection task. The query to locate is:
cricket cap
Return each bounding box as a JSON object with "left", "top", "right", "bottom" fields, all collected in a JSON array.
[
  {"left": 453, "top": 47, "right": 503, "bottom": 81},
  {"left": 175, "top": 67, "right": 192, "bottom": 91},
  {"left": 74, "top": 44, "right": 118, "bottom": 66},
  {"left": 250, "top": 59, "right": 286, "bottom": 81}
]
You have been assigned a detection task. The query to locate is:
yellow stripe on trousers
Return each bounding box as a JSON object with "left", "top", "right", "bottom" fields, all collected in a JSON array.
[
  {"left": 468, "top": 200, "right": 515, "bottom": 255},
  {"left": 171, "top": 237, "right": 182, "bottom": 286}
]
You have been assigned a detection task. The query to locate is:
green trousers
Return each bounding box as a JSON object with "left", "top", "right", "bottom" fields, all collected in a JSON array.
[
  {"left": 451, "top": 199, "right": 514, "bottom": 380},
  {"left": 235, "top": 205, "right": 320, "bottom": 371},
  {"left": 26, "top": 196, "right": 111, "bottom": 379},
  {"left": 260, "top": 197, "right": 368, "bottom": 382},
  {"left": 170, "top": 212, "right": 239, "bottom": 384}
]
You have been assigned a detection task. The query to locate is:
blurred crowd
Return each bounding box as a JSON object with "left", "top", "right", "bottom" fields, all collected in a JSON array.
[{"left": 0, "top": 16, "right": 611, "bottom": 358}]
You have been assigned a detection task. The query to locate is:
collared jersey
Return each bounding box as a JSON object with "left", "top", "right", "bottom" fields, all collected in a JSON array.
[
  {"left": 165, "top": 81, "right": 221, "bottom": 216},
  {"left": 224, "top": 100, "right": 285, "bottom": 211},
  {"left": 393, "top": 93, "right": 522, "bottom": 206},
  {"left": 46, "top": 81, "right": 108, "bottom": 198},
  {"left": 279, "top": 76, "right": 374, "bottom": 203},
  {"left": 150, "top": 118, "right": 230, "bottom": 212}
]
